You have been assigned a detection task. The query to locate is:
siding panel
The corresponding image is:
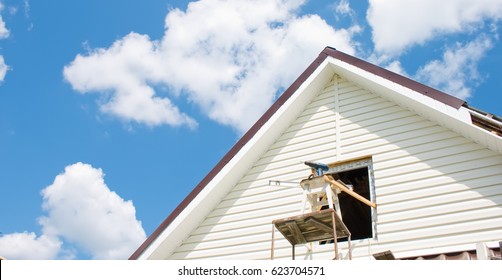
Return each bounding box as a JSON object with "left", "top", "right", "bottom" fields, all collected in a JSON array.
[{"left": 168, "top": 75, "right": 502, "bottom": 260}]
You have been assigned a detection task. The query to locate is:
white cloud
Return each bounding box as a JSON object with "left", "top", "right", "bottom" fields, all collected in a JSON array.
[
  {"left": 64, "top": 0, "right": 358, "bottom": 133},
  {"left": 385, "top": 60, "right": 408, "bottom": 77},
  {"left": 39, "top": 162, "right": 146, "bottom": 259},
  {"left": 367, "top": 0, "right": 502, "bottom": 55},
  {"left": 0, "top": 3, "right": 9, "bottom": 83},
  {"left": 415, "top": 35, "right": 493, "bottom": 100},
  {"left": 0, "top": 2, "right": 9, "bottom": 39},
  {"left": 0, "top": 232, "right": 61, "bottom": 260},
  {"left": 0, "top": 55, "right": 7, "bottom": 82},
  {"left": 334, "top": 0, "right": 354, "bottom": 18},
  {"left": 63, "top": 33, "right": 197, "bottom": 129},
  {"left": 0, "top": 162, "right": 146, "bottom": 260}
]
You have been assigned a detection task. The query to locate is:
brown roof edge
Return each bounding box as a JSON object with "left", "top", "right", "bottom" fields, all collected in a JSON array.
[
  {"left": 322, "top": 47, "right": 466, "bottom": 109},
  {"left": 128, "top": 50, "right": 330, "bottom": 260},
  {"left": 129, "top": 47, "right": 467, "bottom": 259}
]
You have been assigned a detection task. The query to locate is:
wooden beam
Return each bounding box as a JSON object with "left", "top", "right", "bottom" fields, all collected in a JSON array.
[
  {"left": 285, "top": 221, "right": 306, "bottom": 245},
  {"left": 326, "top": 155, "right": 373, "bottom": 169},
  {"left": 331, "top": 211, "right": 339, "bottom": 260},
  {"left": 373, "top": 250, "right": 396, "bottom": 260},
  {"left": 323, "top": 175, "right": 376, "bottom": 208},
  {"left": 305, "top": 217, "right": 334, "bottom": 236}
]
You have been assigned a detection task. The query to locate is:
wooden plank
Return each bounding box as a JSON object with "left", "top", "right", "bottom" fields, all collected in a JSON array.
[
  {"left": 285, "top": 221, "right": 307, "bottom": 245},
  {"left": 324, "top": 175, "right": 376, "bottom": 208},
  {"left": 373, "top": 250, "right": 396, "bottom": 260},
  {"left": 331, "top": 210, "right": 339, "bottom": 260},
  {"left": 305, "top": 217, "right": 335, "bottom": 235},
  {"left": 273, "top": 209, "right": 351, "bottom": 247},
  {"left": 326, "top": 155, "right": 373, "bottom": 168}
]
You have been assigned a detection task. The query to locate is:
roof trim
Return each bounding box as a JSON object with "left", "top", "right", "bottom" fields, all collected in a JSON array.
[
  {"left": 322, "top": 47, "right": 466, "bottom": 109},
  {"left": 129, "top": 47, "right": 466, "bottom": 259}
]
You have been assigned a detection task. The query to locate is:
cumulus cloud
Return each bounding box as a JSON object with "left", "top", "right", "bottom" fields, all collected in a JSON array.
[
  {"left": 0, "top": 2, "right": 9, "bottom": 39},
  {"left": 0, "top": 2, "right": 9, "bottom": 83},
  {"left": 331, "top": 0, "right": 362, "bottom": 40},
  {"left": 40, "top": 162, "right": 146, "bottom": 259},
  {"left": 64, "top": 0, "right": 357, "bottom": 133},
  {"left": 0, "top": 232, "right": 61, "bottom": 260},
  {"left": 335, "top": 0, "right": 352, "bottom": 16},
  {"left": 415, "top": 35, "right": 493, "bottom": 100},
  {"left": 367, "top": 0, "right": 502, "bottom": 55},
  {"left": 0, "top": 162, "right": 146, "bottom": 259},
  {"left": 0, "top": 55, "right": 7, "bottom": 82},
  {"left": 385, "top": 60, "right": 408, "bottom": 77},
  {"left": 64, "top": 34, "right": 197, "bottom": 129}
]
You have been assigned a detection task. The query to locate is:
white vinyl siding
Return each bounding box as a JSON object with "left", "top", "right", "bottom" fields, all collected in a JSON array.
[{"left": 168, "top": 74, "right": 502, "bottom": 260}]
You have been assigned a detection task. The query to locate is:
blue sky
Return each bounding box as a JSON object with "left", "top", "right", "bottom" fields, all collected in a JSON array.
[{"left": 0, "top": 0, "right": 501, "bottom": 259}]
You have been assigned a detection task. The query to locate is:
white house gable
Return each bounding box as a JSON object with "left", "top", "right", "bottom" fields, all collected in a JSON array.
[
  {"left": 166, "top": 71, "right": 502, "bottom": 260},
  {"left": 131, "top": 48, "right": 502, "bottom": 260}
]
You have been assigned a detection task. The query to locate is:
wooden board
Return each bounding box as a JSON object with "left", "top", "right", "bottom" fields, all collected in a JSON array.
[{"left": 272, "top": 209, "right": 350, "bottom": 245}]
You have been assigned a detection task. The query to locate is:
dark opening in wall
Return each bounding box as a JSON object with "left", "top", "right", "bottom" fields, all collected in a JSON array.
[{"left": 320, "top": 166, "right": 372, "bottom": 243}]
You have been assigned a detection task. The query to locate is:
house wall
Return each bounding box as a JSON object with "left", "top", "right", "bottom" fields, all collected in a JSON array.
[{"left": 168, "top": 74, "right": 502, "bottom": 259}]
